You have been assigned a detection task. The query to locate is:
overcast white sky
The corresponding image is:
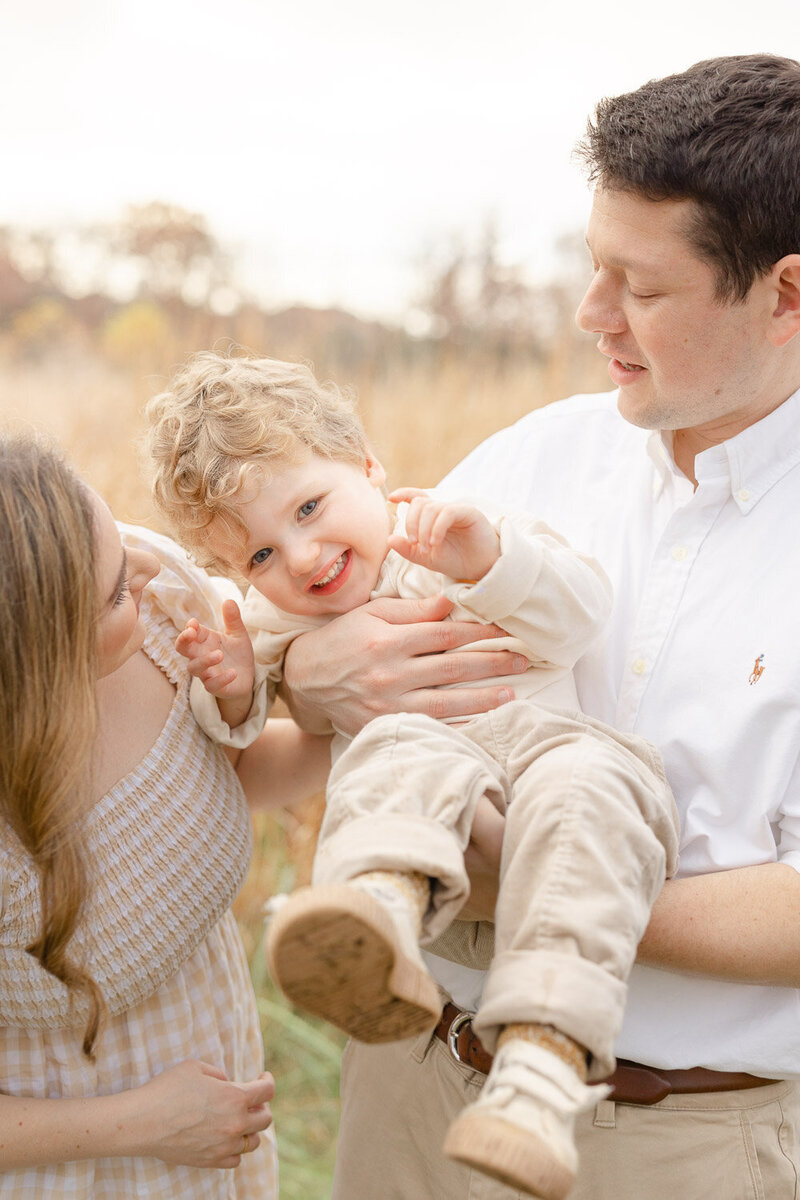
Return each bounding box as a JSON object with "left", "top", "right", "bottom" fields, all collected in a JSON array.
[{"left": 2, "top": 0, "right": 797, "bottom": 320}]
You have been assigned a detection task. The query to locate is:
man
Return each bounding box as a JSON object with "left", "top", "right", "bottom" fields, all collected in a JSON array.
[{"left": 281, "top": 55, "right": 800, "bottom": 1199}]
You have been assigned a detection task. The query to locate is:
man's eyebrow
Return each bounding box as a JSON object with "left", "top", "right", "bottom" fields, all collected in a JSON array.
[
  {"left": 107, "top": 550, "right": 128, "bottom": 606},
  {"left": 584, "top": 234, "right": 664, "bottom": 275}
]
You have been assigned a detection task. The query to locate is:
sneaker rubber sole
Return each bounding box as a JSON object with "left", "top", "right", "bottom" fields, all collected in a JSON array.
[
  {"left": 443, "top": 1110, "right": 576, "bottom": 1200},
  {"left": 265, "top": 885, "right": 441, "bottom": 1043}
]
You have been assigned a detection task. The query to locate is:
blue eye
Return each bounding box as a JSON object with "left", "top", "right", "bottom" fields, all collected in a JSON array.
[
  {"left": 298, "top": 499, "right": 318, "bottom": 518},
  {"left": 251, "top": 547, "right": 272, "bottom": 566}
]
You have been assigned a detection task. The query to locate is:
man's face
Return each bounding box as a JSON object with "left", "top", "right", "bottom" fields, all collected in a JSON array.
[{"left": 576, "top": 188, "right": 779, "bottom": 443}]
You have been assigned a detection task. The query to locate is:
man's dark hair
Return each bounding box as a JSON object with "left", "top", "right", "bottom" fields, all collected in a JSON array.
[{"left": 577, "top": 54, "right": 800, "bottom": 301}]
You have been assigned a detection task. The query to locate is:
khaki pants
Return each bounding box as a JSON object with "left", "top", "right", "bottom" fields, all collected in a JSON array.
[
  {"left": 314, "top": 703, "right": 678, "bottom": 1074},
  {"left": 333, "top": 1033, "right": 800, "bottom": 1200}
]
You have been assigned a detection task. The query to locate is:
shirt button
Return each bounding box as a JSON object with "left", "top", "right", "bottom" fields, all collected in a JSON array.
[
  {"left": 737, "top": 488, "right": 751, "bottom": 502},
  {"left": 671, "top": 545, "right": 688, "bottom": 561},
  {"left": 632, "top": 658, "right": 647, "bottom": 675}
]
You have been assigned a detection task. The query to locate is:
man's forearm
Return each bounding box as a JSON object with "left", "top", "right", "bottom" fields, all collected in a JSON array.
[{"left": 637, "top": 861, "right": 800, "bottom": 986}]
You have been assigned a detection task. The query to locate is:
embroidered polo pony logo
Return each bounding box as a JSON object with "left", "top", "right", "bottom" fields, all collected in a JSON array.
[{"left": 748, "top": 654, "right": 765, "bottom": 685}]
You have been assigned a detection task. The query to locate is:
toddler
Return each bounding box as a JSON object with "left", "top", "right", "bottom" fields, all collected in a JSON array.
[{"left": 147, "top": 352, "right": 678, "bottom": 1200}]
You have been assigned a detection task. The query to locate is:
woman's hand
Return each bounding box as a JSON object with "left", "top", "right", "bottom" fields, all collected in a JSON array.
[
  {"left": 0, "top": 1060, "right": 274, "bottom": 1171},
  {"left": 128, "top": 1060, "right": 275, "bottom": 1169},
  {"left": 282, "top": 595, "right": 529, "bottom": 737}
]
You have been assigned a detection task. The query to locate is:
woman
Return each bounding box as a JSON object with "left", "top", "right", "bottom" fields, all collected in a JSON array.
[{"left": 0, "top": 435, "right": 280, "bottom": 1196}]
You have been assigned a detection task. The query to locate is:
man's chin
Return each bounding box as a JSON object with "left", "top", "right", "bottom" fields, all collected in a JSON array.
[{"left": 615, "top": 387, "right": 669, "bottom": 432}]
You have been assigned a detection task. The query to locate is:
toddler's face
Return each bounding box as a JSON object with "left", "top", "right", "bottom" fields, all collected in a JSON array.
[{"left": 210, "top": 451, "right": 392, "bottom": 617}]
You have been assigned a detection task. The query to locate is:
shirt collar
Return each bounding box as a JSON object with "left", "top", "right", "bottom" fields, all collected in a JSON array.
[
  {"left": 645, "top": 386, "right": 800, "bottom": 513},
  {"left": 646, "top": 429, "right": 692, "bottom": 503}
]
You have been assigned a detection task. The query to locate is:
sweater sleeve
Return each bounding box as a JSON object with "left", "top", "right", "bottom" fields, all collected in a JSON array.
[{"left": 441, "top": 503, "right": 612, "bottom": 670}]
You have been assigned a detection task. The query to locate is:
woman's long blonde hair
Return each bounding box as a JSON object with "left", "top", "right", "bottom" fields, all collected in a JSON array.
[{"left": 0, "top": 436, "right": 104, "bottom": 1055}]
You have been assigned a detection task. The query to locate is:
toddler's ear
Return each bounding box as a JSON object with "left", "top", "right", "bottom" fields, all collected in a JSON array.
[{"left": 365, "top": 452, "right": 387, "bottom": 488}]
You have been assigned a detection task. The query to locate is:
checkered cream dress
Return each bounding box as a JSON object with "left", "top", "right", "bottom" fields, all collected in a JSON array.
[{"left": 0, "top": 531, "right": 278, "bottom": 1198}]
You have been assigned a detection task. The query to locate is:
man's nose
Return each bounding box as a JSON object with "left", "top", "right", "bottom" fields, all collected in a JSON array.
[{"left": 575, "top": 272, "right": 626, "bottom": 334}]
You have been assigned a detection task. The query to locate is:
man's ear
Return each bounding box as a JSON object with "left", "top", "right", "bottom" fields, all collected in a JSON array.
[
  {"left": 365, "top": 451, "right": 387, "bottom": 488},
  {"left": 769, "top": 255, "right": 800, "bottom": 347}
]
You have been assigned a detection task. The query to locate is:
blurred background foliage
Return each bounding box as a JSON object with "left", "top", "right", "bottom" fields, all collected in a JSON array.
[
  {"left": 0, "top": 200, "right": 608, "bottom": 1199},
  {"left": 0, "top": 201, "right": 607, "bottom": 516}
]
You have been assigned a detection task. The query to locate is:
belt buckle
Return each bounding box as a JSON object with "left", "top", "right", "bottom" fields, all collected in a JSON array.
[{"left": 447, "top": 1009, "right": 477, "bottom": 1066}]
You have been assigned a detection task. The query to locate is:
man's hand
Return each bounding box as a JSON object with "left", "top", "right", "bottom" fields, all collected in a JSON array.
[
  {"left": 281, "top": 594, "right": 529, "bottom": 737},
  {"left": 388, "top": 488, "right": 500, "bottom": 582}
]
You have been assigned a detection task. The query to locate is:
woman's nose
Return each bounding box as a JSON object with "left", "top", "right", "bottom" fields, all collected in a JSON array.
[{"left": 128, "top": 547, "right": 160, "bottom": 591}]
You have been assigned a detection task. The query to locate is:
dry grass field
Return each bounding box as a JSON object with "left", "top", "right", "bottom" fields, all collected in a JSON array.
[{"left": 0, "top": 326, "right": 608, "bottom": 1198}]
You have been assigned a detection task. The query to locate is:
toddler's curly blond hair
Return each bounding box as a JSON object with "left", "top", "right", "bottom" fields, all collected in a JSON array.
[{"left": 146, "top": 351, "right": 369, "bottom": 572}]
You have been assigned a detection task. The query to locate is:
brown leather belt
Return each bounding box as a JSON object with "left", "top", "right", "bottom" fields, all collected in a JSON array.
[{"left": 433, "top": 1003, "right": 778, "bottom": 1105}]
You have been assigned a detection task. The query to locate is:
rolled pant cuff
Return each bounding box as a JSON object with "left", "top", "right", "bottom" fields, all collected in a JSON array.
[
  {"left": 312, "top": 814, "right": 470, "bottom": 941},
  {"left": 473, "top": 949, "right": 626, "bottom": 1078}
]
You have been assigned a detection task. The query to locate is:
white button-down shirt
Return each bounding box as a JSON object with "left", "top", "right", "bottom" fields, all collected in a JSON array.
[{"left": 439, "top": 387, "right": 800, "bottom": 1077}]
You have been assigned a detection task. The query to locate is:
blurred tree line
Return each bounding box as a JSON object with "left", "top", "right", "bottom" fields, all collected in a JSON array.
[
  {"left": 0, "top": 201, "right": 600, "bottom": 389},
  {"left": 0, "top": 202, "right": 609, "bottom": 505}
]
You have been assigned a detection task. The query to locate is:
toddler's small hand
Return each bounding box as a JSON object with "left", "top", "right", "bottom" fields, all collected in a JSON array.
[
  {"left": 388, "top": 488, "right": 500, "bottom": 581},
  {"left": 175, "top": 602, "right": 255, "bottom": 701}
]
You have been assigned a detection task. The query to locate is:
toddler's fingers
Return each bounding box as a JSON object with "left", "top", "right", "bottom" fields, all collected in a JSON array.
[
  {"left": 388, "top": 486, "right": 430, "bottom": 505},
  {"left": 201, "top": 668, "right": 239, "bottom": 695},
  {"left": 192, "top": 623, "right": 212, "bottom": 646},
  {"left": 386, "top": 531, "right": 413, "bottom": 560},
  {"left": 175, "top": 625, "right": 198, "bottom": 652},
  {"left": 186, "top": 650, "right": 224, "bottom": 678},
  {"left": 417, "top": 499, "right": 446, "bottom": 548},
  {"left": 406, "top": 495, "right": 436, "bottom": 547},
  {"left": 430, "top": 504, "right": 460, "bottom": 546},
  {"left": 222, "top": 598, "right": 246, "bottom": 635},
  {"left": 175, "top": 635, "right": 193, "bottom": 658},
  {"left": 401, "top": 499, "right": 421, "bottom": 545}
]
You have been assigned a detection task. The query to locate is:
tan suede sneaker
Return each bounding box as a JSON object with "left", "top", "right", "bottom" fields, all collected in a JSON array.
[
  {"left": 444, "top": 1039, "right": 607, "bottom": 1199},
  {"left": 264, "top": 883, "right": 441, "bottom": 1042}
]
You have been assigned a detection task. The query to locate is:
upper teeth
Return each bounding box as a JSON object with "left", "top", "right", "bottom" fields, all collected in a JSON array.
[{"left": 313, "top": 554, "right": 346, "bottom": 587}]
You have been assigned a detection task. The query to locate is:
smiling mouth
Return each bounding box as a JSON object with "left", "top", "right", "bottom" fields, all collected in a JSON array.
[
  {"left": 615, "top": 358, "right": 644, "bottom": 371},
  {"left": 311, "top": 551, "right": 349, "bottom": 588}
]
